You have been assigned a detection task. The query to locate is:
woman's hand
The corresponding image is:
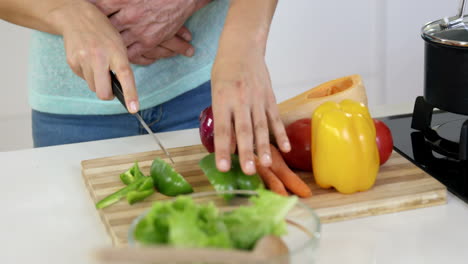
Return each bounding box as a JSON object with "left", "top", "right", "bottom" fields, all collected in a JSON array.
[
  {"left": 211, "top": 49, "right": 291, "bottom": 175},
  {"left": 92, "top": 0, "right": 212, "bottom": 65},
  {"left": 52, "top": 1, "right": 139, "bottom": 112}
]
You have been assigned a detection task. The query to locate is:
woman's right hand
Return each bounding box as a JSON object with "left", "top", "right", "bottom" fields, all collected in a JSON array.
[{"left": 50, "top": 1, "right": 139, "bottom": 113}]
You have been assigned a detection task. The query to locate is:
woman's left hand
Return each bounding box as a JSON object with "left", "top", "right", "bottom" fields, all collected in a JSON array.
[{"left": 211, "top": 48, "right": 291, "bottom": 175}]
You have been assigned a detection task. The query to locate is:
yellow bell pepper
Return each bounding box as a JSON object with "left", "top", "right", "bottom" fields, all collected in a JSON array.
[{"left": 311, "top": 99, "right": 379, "bottom": 194}]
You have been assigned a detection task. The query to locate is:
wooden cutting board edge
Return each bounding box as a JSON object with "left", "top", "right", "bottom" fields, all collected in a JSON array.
[{"left": 314, "top": 187, "right": 447, "bottom": 223}]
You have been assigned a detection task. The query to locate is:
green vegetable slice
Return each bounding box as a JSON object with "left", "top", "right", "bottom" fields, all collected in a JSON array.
[
  {"left": 199, "top": 153, "right": 237, "bottom": 200},
  {"left": 96, "top": 176, "right": 147, "bottom": 209},
  {"left": 127, "top": 189, "right": 155, "bottom": 205},
  {"left": 150, "top": 158, "right": 193, "bottom": 196},
  {"left": 120, "top": 161, "right": 145, "bottom": 185},
  {"left": 199, "top": 153, "right": 264, "bottom": 200}
]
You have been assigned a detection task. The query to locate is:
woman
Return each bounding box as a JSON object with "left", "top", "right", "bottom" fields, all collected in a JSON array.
[{"left": 0, "top": 0, "right": 290, "bottom": 175}]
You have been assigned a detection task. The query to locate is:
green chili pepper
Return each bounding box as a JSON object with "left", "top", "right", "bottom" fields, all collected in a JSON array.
[
  {"left": 120, "top": 161, "right": 145, "bottom": 185},
  {"left": 150, "top": 158, "right": 193, "bottom": 196},
  {"left": 96, "top": 176, "right": 147, "bottom": 209},
  {"left": 199, "top": 154, "right": 264, "bottom": 200},
  {"left": 126, "top": 189, "right": 155, "bottom": 205}
]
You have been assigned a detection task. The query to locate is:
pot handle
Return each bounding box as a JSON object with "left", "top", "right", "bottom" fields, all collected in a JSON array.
[
  {"left": 442, "top": 0, "right": 466, "bottom": 28},
  {"left": 457, "top": 0, "right": 467, "bottom": 20}
]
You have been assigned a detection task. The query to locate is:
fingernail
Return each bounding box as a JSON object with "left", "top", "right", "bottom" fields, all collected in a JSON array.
[
  {"left": 245, "top": 160, "right": 255, "bottom": 174},
  {"left": 182, "top": 33, "right": 191, "bottom": 41},
  {"left": 129, "top": 100, "right": 139, "bottom": 113},
  {"left": 219, "top": 159, "right": 230, "bottom": 171},
  {"left": 186, "top": 47, "right": 194, "bottom": 57},
  {"left": 261, "top": 154, "right": 272, "bottom": 166},
  {"left": 283, "top": 141, "right": 291, "bottom": 152}
]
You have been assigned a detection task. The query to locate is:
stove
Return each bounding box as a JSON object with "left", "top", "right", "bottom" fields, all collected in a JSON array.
[{"left": 380, "top": 96, "right": 468, "bottom": 203}]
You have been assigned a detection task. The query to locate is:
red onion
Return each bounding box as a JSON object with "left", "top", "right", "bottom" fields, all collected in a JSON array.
[{"left": 199, "top": 105, "right": 215, "bottom": 153}]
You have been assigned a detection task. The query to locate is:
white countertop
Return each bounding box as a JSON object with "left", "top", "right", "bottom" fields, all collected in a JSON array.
[{"left": 1, "top": 103, "right": 468, "bottom": 264}]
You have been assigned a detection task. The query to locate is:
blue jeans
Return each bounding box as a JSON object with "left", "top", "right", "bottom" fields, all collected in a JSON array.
[{"left": 32, "top": 81, "right": 211, "bottom": 148}]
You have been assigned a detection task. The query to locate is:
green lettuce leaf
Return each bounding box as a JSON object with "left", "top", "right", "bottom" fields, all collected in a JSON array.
[
  {"left": 222, "top": 189, "right": 298, "bottom": 250},
  {"left": 133, "top": 190, "right": 296, "bottom": 250},
  {"left": 134, "top": 196, "right": 233, "bottom": 248}
]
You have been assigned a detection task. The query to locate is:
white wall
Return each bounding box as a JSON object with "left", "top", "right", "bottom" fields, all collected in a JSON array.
[
  {"left": 0, "top": 20, "right": 32, "bottom": 151},
  {"left": 0, "top": 0, "right": 457, "bottom": 151}
]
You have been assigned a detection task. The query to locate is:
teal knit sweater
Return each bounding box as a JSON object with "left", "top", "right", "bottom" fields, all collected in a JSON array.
[{"left": 27, "top": 0, "right": 228, "bottom": 115}]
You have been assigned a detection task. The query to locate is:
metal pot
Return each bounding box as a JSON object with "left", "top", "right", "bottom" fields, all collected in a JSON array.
[{"left": 421, "top": 0, "right": 468, "bottom": 115}]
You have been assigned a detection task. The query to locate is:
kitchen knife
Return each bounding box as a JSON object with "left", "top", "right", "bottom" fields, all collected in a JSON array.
[{"left": 110, "top": 71, "right": 175, "bottom": 164}]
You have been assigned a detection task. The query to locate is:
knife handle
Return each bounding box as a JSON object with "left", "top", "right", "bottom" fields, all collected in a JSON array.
[{"left": 109, "top": 71, "right": 129, "bottom": 112}]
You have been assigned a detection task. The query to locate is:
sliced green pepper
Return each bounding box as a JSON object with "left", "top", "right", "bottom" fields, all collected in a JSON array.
[
  {"left": 136, "top": 177, "right": 154, "bottom": 191},
  {"left": 120, "top": 161, "right": 145, "bottom": 185},
  {"left": 126, "top": 189, "right": 155, "bottom": 205},
  {"left": 150, "top": 158, "right": 193, "bottom": 196},
  {"left": 199, "top": 153, "right": 237, "bottom": 200},
  {"left": 199, "top": 154, "right": 264, "bottom": 200},
  {"left": 231, "top": 155, "right": 264, "bottom": 191},
  {"left": 96, "top": 176, "right": 147, "bottom": 209}
]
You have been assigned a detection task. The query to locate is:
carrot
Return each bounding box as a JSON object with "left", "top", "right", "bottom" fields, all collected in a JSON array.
[
  {"left": 269, "top": 144, "right": 313, "bottom": 198},
  {"left": 255, "top": 157, "right": 289, "bottom": 196}
]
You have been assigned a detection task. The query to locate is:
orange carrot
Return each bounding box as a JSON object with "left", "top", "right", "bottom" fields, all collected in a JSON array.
[
  {"left": 255, "top": 158, "right": 289, "bottom": 196},
  {"left": 269, "top": 144, "right": 313, "bottom": 198}
]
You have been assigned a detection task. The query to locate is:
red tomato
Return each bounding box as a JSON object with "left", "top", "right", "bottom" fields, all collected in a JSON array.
[
  {"left": 281, "top": 118, "right": 312, "bottom": 171},
  {"left": 374, "top": 119, "right": 393, "bottom": 165}
]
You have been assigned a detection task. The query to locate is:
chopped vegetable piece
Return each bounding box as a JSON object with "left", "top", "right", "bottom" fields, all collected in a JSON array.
[
  {"left": 127, "top": 189, "right": 155, "bottom": 205},
  {"left": 199, "top": 153, "right": 264, "bottom": 200},
  {"left": 120, "top": 161, "right": 145, "bottom": 185},
  {"left": 150, "top": 158, "right": 193, "bottom": 196},
  {"left": 96, "top": 177, "right": 147, "bottom": 209}
]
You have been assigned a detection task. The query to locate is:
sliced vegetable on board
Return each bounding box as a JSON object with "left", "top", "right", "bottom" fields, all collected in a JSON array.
[
  {"left": 151, "top": 158, "right": 193, "bottom": 196},
  {"left": 127, "top": 189, "right": 155, "bottom": 205},
  {"left": 126, "top": 177, "right": 155, "bottom": 205},
  {"left": 120, "top": 161, "right": 145, "bottom": 185},
  {"left": 312, "top": 99, "right": 380, "bottom": 194},
  {"left": 199, "top": 153, "right": 264, "bottom": 200},
  {"left": 96, "top": 176, "right": 148, "bottom": 209}
]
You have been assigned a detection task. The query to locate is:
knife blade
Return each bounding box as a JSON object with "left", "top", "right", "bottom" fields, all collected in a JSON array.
[{"left": 110, "top": 71, "right": 175, "bottom": 164}]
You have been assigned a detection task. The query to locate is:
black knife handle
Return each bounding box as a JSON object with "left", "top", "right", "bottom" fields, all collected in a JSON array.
[{"left": 110, "top": 71, "right": 128, "bottom": 112}]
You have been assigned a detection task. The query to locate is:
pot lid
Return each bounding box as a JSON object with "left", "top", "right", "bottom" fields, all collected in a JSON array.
[
  {"left": 422, "top": 16, "right": 468, "bottom": 47},
  {"left": 422, "top": 0, "right": 468, "bottom": 47}
]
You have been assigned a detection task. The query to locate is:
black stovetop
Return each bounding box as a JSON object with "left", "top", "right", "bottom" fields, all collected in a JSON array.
[{"left": 380, "top": 111, "right": 468, "bottom": 203}]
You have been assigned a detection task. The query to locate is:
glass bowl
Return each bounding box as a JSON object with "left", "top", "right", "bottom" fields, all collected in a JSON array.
[{"left": 128, "top": 190, "right": 321, "bottom": 264}]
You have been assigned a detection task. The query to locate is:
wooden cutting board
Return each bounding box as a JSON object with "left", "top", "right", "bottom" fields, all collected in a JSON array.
[{"left": 81, "top": 144, "right": 447, "bottom": 245}]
